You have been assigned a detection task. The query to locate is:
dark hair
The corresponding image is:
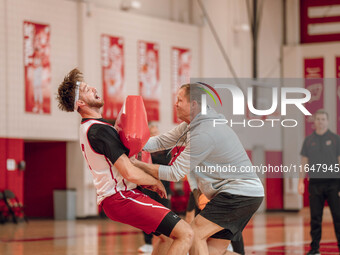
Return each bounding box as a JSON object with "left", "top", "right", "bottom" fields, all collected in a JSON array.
[
  {"left": 180, "top": 83, "right": 204, "bottom": 105},
  {"left": 314, "top": 109, "right": 328, "bottom": 119},
  {"left": 57, "top": 68, "right": 83, "bottom": 112}
]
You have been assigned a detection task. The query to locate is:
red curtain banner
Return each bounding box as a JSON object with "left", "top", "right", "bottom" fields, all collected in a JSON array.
[
  {"left": 336, "top": 57, "right": 340, "bottom": 134},
  {"left": 101, "top": 35, "right": 124, "bottom": 119},
  {"left": 172, "top": 47, "right": 191, "bottom": 123},
  {"left": 304, "top": 58, "right": 324, "bottom": 136},
  {"left": 24, "top": 21, "right": 51, "bottom": 114},
  {"left": 138, "top": 41, "right": 160, "bottom": 121}
]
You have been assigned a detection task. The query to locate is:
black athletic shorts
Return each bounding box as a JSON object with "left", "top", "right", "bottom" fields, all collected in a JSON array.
[
  {"left": 153, "top": 211, "right": 181, "bottom": 237},
  {"left": 200, "top": 192, "right": 263, "bottom": 240},
  {"left": 186, "top": 192, "right": 196, "bottom": 212}
]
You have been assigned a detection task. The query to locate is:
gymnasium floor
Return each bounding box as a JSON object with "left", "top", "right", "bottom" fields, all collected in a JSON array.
[{"left": 0, "top": 208, "right": 338, "bottom": 255}]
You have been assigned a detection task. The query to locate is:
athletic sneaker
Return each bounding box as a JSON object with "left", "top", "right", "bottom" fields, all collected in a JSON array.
[
  {"left": 138, "top": 244, "right": 153, "bottom": 253},
  {"left": 306, "top": 249, "right": 320, "bottom": 255}
]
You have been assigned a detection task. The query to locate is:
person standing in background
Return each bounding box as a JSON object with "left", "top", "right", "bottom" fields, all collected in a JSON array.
[{"left": 298, "top": 109, "right": 340, "bottom": 255}]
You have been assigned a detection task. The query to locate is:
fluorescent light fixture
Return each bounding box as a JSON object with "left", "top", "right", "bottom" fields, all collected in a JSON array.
[
  {"left": 131, "top": 0, "right": 141, "bottom": 9},
  {"left": 121, "top": 0, "right": 141, "bottom": 11}
]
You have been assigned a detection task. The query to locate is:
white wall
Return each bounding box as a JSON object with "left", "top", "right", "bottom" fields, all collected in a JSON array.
[
  {"left": 196, "top": 0, "right": 283, "bottom": 78},
  {"left": 193, "top": 0, "right": 283, "bottom": 151},
  {"left": 5, "top": 0, "right": 79, "bottom": 140},
  {"left": 67, "top": 141, "right": 97, "bottom": 217},
  {"left": 89, "top": 0, "right": 191, "bottom": 22},
  {"left": 0, "top": 0, "right": 6, "bottom": 137},
  {"left": 198, "top": 0, "right": 252, "bottom": 78},
  {"left": 258, "top": 0, "right": 283, "bottom": 79},
  {"left": 286, "top": 0, "right": 300, "bottom": 45}
]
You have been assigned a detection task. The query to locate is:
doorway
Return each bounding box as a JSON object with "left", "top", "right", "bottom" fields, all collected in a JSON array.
[{"left": 24, "top": 141, "right": 66, "bottom": 218}]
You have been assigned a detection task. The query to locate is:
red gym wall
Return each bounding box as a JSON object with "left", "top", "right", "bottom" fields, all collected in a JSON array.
[
  {"left": 0, "top": 139, "right": 6, "bottom": 190},
  {"left": 0, "top": 138, "right": 25, "bottom": 202},
  {"left": 247, "top": 149, "right": 284, "bottom": 210},
  {"left": 265, "top": 151, "right": 283, "bottom": 210},
  {"left": 24, "top": 142, "right": 66, "bottom": 218},
  {"left": 246, "top": 150, "right": 252, "bottom": 161}
]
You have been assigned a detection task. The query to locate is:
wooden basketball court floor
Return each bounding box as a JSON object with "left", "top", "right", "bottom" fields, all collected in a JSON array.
[{"left": 0, "top": 207, "right": 338, "bottom": 255}]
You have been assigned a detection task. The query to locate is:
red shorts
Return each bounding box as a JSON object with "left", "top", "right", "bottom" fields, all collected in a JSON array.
[{"left": 102, "top": 189, "right": 171, "bottom": 234}]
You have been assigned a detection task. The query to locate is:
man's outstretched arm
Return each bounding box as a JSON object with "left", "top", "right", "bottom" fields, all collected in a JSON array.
[
  {"left": 114, "top": 154, "right": 166, "bottom": 198},
  {"left": 143, "top": 122, "right": 188, "bottom": 152},
  {"left": 131, "top": 157, "right": 160, "bottom": 179}
]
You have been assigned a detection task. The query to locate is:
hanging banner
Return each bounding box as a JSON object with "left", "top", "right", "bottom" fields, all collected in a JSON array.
[
  {"left": 172, "top": 47, "right": 191, "bottom": 123},
  {"left": 24, "top": 21, "right": 51, "bottom": 114},
  {"left": 336, "top": 57, "right": 340, "bottom": 135},
  {"left": 138, "top": 41, "right": 160, "bottom": 121},
  {"left": 304, "top": 58, "right": 324, "bottom": 136},
  {"left": 101, "top": 35, "right": 124, "bottom": 119}
]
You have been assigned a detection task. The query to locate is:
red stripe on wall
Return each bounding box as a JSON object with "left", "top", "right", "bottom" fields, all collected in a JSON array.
[
  {"left": 265, "top": 151, "right": 283, "bottom": 210},
  {"left": 7, "top": 139, "right": 24, "bottom": 203},
  {"left": 246, "top": 150, "right": 252, "bottom": 162},
  {"left": 0, "top": 138, "right": 7, "bottom": 190},
  {"left": 304, "top": 0, "right": 340, "bottom": 7},
  {"left": 304, "top": 58, "right": 324, "bottom": 136}
]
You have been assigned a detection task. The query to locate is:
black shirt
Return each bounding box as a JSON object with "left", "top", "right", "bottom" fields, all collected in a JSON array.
[
  {"left": 300, "top": 130, "right": 340, "bottom": 182},
  {"left": 82, "top": 118, "right": 129, "bottom": 165},
  {"left": 151, "top": 150, "right": 172, "bottom": 194}
]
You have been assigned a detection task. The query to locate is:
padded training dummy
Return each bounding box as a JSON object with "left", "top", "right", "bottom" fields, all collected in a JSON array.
[{"left": 115, "top": 95, "right": 150, "bottom": 157}]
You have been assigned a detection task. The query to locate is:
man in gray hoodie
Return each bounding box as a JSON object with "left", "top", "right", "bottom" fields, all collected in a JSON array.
[{"left": 133, "top": 84, "right": 264, "bottom": 255}]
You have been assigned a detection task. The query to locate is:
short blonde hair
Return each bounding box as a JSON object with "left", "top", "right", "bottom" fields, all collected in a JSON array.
[
  {"left": 314, "top": 109, "right": 328, "bottom": 119},
  {"left": 180, "top": 83, "right": 204, "bottom": 104}
]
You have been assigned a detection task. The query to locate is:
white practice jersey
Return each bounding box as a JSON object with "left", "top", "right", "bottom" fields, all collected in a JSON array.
[{"left": 79, "top": 119, "right": 137, "bottom": 205}]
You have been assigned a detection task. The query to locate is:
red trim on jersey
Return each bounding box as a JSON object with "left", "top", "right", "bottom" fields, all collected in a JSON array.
[
  {"left": 122, "top": 179, "right": 128, "bottom": 191},
  {"left": 105, "top": 156, "right": 118, "bottom": 193},
  {"left": 81, "top": 144, "right": 92, "bottom": 170},
  {"left": 81, "top": 119, "right": 93, "bottom": 124},
  {"left": 81, "top": 118, "right": 113, "bottom": 126}
]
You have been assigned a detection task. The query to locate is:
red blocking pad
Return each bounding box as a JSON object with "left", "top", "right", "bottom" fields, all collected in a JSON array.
[{"left": 115, "top": 96, "right": 150, "bottom": 157}]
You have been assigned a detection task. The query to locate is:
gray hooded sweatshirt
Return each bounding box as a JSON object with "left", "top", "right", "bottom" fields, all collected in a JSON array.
[{"left": 144, "top": 107, "right": 264, "bottom": 200}]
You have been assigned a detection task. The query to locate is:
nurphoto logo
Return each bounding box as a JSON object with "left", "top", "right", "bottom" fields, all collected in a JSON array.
[{"left": 197, "top": 82, "right": 312, "bottom": 128}]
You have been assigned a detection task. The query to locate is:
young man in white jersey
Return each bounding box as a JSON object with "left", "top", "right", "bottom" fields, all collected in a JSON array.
[{"left": 56, "top": 68, "right": 193, "bottom": 255}]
